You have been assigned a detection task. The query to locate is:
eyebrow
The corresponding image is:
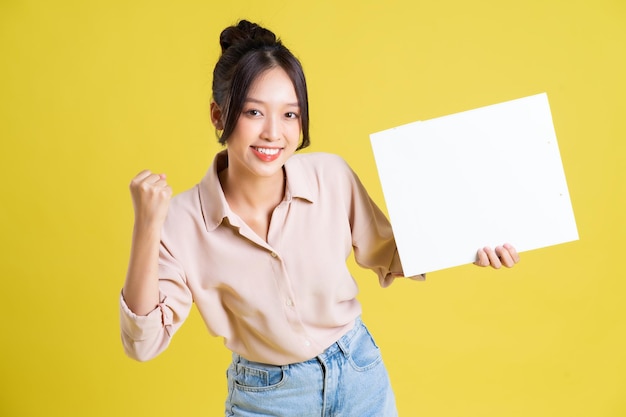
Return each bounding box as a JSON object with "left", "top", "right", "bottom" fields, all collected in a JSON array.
[{"left": 244, "top": 98, "right": 300, "bottom": 107}]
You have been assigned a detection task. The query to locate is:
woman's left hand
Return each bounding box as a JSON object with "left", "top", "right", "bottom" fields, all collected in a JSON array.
[{"left": 474, "top": 243, "right": 520, "bottom": 269}]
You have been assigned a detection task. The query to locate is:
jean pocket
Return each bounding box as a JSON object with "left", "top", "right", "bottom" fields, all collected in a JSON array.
[
  {"left": 346, "top": 326, "right": 383, "bottom": 371},
  {"left": 233, "top": 362, "right": 286, "bottom": 391}
]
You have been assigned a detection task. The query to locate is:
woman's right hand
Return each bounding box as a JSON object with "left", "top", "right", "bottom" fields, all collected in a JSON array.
[
  {"left": 129, "top": 170, "right": 172, "bottom": 228},
  {"left": 124, "top": 170, "right": 172, "bottom": 315}
]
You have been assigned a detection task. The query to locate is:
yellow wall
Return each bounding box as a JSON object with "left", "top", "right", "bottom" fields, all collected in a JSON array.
[{"left": 1, "top": 0, "right": 624, "bottom": 416}]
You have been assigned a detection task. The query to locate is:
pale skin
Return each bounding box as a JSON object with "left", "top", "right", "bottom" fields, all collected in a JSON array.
[{"left": 123, "top": 67, "right": 519, "bottom": 316}]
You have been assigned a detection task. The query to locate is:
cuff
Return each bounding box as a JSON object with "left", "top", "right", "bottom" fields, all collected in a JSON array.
[{"left": 119, "top": 292, "right": 171, "bottom": 341}]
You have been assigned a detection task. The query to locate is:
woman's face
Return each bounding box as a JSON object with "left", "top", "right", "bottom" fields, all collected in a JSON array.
[{"left": 224, "top": 67, "right": 301, "bottom": 182}]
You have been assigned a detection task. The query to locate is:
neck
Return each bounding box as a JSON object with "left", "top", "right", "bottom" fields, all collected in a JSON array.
[{"left": 219, "top": 166, "right": 285, "bottom": 212}]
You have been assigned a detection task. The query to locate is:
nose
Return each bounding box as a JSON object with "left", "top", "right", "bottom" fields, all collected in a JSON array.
[{"left": 261, "top": 114, "right": 281, "bottom": 142}]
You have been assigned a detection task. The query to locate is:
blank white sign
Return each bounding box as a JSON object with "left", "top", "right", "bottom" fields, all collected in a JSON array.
[{"left": 370, "top": 93, "right": 578, "bottom": 275}]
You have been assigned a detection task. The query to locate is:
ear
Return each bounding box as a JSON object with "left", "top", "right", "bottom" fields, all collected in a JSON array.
[{"left": 210, "top": 101, "right": 224, "bottom": 131}]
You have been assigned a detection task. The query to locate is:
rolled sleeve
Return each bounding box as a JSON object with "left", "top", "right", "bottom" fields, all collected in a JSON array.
[
  {"left": 119, "top": 292, "right": 175, "bottom": 361},
  {"left": 380, "top": 248, "right": 426, "bottom": 287}
]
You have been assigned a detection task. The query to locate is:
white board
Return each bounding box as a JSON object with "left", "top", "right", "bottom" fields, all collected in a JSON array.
[{"left": 370, "top": 93, "right": 578, "bottom": 275}]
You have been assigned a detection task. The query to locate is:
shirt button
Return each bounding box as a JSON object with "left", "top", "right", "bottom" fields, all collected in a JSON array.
[
  {"left": 270, "top": 252, "right": 278, "bottom": 258},
  {"left": 286, "top": 299, "right": 293, "bottom": 307},
  {"left": 304, "top": 340, "right": 311, "bottom": 347}
]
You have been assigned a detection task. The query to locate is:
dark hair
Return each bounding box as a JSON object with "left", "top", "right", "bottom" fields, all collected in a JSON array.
[{"left": 212, "top": 20, "right": 310, "bottom": 150}]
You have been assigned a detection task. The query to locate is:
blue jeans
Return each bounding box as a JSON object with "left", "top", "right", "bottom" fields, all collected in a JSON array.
[{"left": 225, "top": 317, "right": 398, "bottom": 417}]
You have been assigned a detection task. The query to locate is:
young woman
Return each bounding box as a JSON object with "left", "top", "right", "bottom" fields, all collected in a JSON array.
[{"left": 120, "top": 20, "right": 519, "bottom": 417}]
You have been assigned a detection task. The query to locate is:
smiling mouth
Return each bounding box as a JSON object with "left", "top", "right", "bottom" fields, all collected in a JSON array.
[
  {"left": 251, "top": 146, "right": 283, "bottom": 162},
  {"left": 252, "top": 146, "right": 281, "bottom": 156}
]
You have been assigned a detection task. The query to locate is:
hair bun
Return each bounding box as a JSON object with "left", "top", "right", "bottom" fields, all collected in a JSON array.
[{"left": 219, "top": 20, "right": 278, "bottom": 53}]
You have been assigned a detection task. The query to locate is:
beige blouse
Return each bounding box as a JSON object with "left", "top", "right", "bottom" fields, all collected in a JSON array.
[{"left": 120, "top": 151, "right": 423, "bottom": 365}]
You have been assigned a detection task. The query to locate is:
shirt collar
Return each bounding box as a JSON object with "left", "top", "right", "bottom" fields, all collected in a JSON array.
[
  {"left": 198, "top": 150, "right": 316, "bottom": 232},
  {"left": 283, "top": 153, "right": 316, "bottom": 204}
]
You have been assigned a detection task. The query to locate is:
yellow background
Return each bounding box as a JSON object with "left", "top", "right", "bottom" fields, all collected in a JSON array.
[{"left": 1, "top": 0, "right": 624, "bottom": 416}]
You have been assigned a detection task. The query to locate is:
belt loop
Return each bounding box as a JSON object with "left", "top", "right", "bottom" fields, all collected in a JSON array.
[
  {"left": 337, "top": 337, "right": 349, "bottom": 357},
  {"left": 337, "top": 319, "right": 356, "bottom": 357}
]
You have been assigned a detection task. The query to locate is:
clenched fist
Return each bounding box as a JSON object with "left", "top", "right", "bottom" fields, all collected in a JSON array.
[{"left": 129, "top": 170, "right": 172, "bottom": 228}]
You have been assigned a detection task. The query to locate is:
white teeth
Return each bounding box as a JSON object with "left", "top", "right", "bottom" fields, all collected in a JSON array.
[{"left": 255, "top": 147, "right": 280, "bottom": 156}]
